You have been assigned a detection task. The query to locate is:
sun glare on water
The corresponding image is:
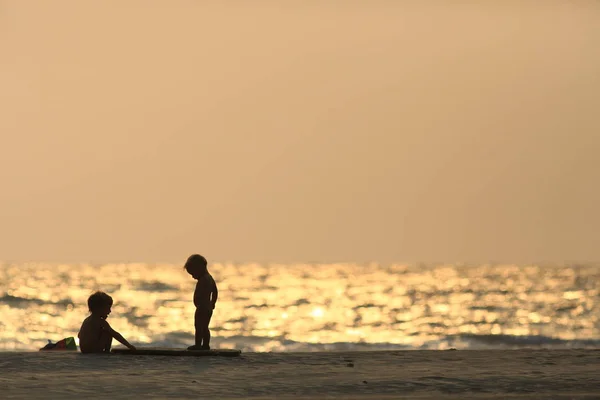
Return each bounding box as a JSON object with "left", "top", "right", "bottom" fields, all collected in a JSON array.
[
  {"left": 311, "top": 307, "right": 325, "bottom": 318},
  {"left": 0, "top": 262, "right": 598, "bottom": 351}
]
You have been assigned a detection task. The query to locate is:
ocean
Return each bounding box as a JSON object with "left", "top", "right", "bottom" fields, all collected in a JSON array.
[{"left": 1, "top": 262, "right": 598, "bottom": 352}]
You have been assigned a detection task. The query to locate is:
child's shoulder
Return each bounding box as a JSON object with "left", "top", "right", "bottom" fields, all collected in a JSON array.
[
  {"left": 82, "top": 314, "right": 101, "bottom": 325},
  {"left": 80, "top": 315, "right": 95, "bottom": 329}
]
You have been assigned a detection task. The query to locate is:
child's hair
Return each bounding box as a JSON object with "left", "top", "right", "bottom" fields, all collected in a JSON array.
[
  {"left": 184, "top": 254, "right": 208, "bottom": 272},
  {"left": 87, "top": 291, "right": 113, "bottom": 313}
]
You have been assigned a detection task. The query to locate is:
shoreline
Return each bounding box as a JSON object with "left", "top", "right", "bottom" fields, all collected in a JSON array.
[{"left": 2, "top": 346, "right": 599, "bottom": 353}]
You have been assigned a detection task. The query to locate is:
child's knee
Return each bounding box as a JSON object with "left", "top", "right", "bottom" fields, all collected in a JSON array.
[
  {"left": 197, "top": 320, "right": 212, "bottom": 330},
  {"left": 195, "top": 316, "right": 209, "bottom": 329}
]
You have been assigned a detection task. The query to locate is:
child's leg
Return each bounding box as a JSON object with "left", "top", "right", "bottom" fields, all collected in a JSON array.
[
  {"left": 195, "top": 309, "right": 209, "bottom": 348},
  {"left": 201, "top": 310, "right": 213, "bottom": 350}
]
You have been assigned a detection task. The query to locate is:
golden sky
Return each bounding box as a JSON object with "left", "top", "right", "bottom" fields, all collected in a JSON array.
[{"left": 1, "top": 1, "right": 599, "bottom": 263}]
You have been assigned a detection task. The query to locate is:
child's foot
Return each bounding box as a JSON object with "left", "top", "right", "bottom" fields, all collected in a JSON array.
[
  {"left": 187, "top": 345, "right": 201, "bottom": 350},
  {"left": 201, "top": 345, "right": 210, "bottom": 350}
]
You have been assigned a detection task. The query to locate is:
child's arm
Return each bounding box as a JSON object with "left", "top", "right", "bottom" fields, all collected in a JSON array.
[
  {"left": 211, "top": 279, "right": 218, "bottom": 309},
  {"left": 101, "top": 320, "right": 136, "bottom": 350}
]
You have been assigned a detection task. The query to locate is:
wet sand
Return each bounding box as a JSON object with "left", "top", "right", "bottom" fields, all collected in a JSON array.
[{"left": 2, "top": 349, "right": 600, "bottom": 399}]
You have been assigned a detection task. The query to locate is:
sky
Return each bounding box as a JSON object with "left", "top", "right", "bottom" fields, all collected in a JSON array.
[{"left": 1, "top": 1, "right": 599, "bottom": 264}]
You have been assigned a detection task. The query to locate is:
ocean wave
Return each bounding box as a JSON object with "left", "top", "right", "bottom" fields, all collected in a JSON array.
[
  {"left": 139, "top": 334, "right": 600, "bottom": 352},
  {"left": 131, "top": 281, "right": 179, "bottom": 292},
  {"left": 447, "top": 334, "right": 600, "bottom": 349},
  {"left": 0, "top": 294, "right": 74, "bottom": 309}
]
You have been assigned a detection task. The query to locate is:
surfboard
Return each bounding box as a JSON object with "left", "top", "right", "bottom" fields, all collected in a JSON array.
[{"left": 112, "top": 347, "right": 241, "bottom": 357}]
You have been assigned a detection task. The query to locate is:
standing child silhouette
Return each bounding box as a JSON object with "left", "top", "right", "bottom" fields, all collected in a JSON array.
[{"left": 184, "top": 254, "right": 218, "bottom": 350}]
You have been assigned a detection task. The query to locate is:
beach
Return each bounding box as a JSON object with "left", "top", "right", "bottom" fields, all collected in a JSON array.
[{"left": 2, "top": 349, "right": 600, "bottom": 399}]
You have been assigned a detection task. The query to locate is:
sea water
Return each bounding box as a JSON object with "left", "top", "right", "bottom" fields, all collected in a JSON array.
[{"left": 1, "top": 262, "right": 598, "bottom": 351}]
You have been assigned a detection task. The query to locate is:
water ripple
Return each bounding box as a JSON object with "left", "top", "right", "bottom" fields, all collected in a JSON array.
[{"left": 0, "top": 262, "right": 598, "bottom": 351}]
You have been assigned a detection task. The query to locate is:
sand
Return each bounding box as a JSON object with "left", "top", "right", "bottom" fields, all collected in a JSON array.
[{"left": 2, "top": 349, "right": 600, "bottom": 399}]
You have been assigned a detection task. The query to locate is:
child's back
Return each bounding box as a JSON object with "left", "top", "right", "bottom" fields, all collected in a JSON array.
[{"left": 78, "top": 314, "right": 106, "bottom": 353}]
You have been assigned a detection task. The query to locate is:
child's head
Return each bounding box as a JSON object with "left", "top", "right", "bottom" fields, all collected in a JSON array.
[
  {"left": 88, "top": 291, "right": 113, "bottom": 318},
  {"left": 184, "top": 254, "right": 208, "bottom": 279}
]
